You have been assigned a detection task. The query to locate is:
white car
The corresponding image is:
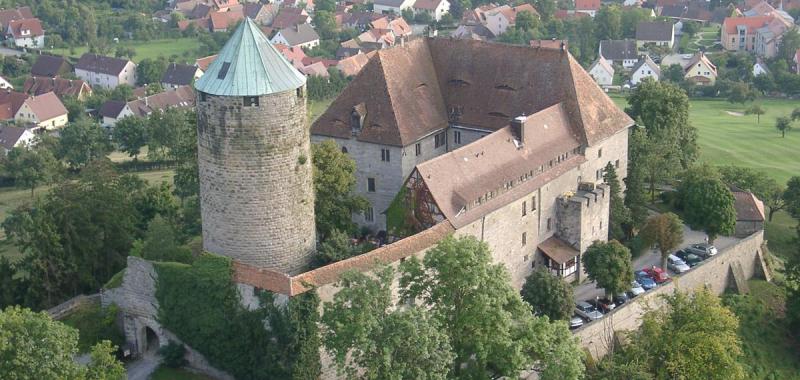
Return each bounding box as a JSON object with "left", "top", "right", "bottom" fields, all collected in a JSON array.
[
  {"left": 629, "top": 281, "right": 645, "bottom": 296},
  {"left": 575, "top": 301, "right": 603, "bottom": 321},
  {"left": 569, "top": 315, "right": 584, "bottom": 329},
  {"left": 667, "top": 255, "right": 691, "bottom": 274}
]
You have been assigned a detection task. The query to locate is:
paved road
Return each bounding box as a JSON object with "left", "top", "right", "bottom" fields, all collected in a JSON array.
[
  {"left": 126, "top": 352, "right": 160, "bottom": 380},
  {"left": 0, "top": 47, "right": 22, "bottom": 56},
  {"left": 574, "top": 223, "right": 740, "bottom": 302}
]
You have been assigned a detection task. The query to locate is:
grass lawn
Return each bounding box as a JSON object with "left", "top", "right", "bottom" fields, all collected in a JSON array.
[
  {"left": 49, "top": 38, "right": 202, "bottom": 64},
  {"left": 309, "top": 98, "right": 333, "bottom": 123},
  {"left": 60, "top": 302, "right": 124, "bottom": 353},
  {"left": 150, "top": 366, "right": 215, "bottom": 380},
  {"left": 723, "top": 280, "right": 800, "bottom": 380},
  {"left": 135, "top": 169, "right": 176, "bottom": 185},
  {"left": 610, "top": 95, "right": 800, "bottom": 184}
]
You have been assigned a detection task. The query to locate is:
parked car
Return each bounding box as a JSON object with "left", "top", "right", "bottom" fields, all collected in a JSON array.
[
  {"left": 569, "top": 315, "right": 585, "bottom": 329},
  {"left": 629, "top": 280, "right": 645, "bottom": 296},
  {"left": 675, "top": 249, "right": 703, "bottom": 267},
  {"left": 597, "top": 297, "right": 617, "bottom": 313},
  {"left": 635, "top": 272, "right": 657, "bottom": 290},
  {"left": 614, "top": 292, "right": 630, "bottom": 306},
  {"left": 575, "top": 301, "right": 603, "bottom": 321},
  {"left": 686, "top": 243, "right": 718, "bottom": 258},
  {"left": 667, "top": 254, "right": 691, "bottom": 274},
  {"left": 644, "top": 266, "right": 671, "bottom": 284}
]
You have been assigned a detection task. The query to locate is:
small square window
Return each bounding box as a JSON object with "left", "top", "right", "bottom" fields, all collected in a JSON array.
[
  {"left": 243, "top": 96, "right": 259, "bottom": 107},
  {"left": 615, "top": 159, "right": 619, "bottom": 168}
]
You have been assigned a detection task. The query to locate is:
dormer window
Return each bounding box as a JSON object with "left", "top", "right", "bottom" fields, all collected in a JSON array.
[{"left": 351, "top": 106, "right": 365, "bottom": 136}]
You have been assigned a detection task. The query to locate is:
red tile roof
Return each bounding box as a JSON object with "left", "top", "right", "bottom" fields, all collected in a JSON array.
[
  {"left": 575, "top": 0, "right": 600, "bottom": 11},
  {"left": 8, "top": 18, "right": 43, "bottom": 38},
  {"left": 732, "top": 188, "right": 765, "bottom": 221},
  {"left": 23, "top": 77, "right": 91, "bottom": 99},
  {"left": 722, "top": 15, "right": 772, "bottom": 35},
  {"left": 195, "top": 54, "right": 218, "bottom": 71}
]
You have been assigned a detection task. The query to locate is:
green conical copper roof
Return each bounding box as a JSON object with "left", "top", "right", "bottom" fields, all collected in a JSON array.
[{"left": 194, "top": 18, "right": 306, "bottom": 96}]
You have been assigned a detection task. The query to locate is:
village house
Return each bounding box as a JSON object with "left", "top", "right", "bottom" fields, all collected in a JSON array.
[
  {"left": 243, "top": 2, "right": 278, "bottom": 25},
  {"left": 271, "top": 24, "right": 320, "bottom": 49},
  {"left": 100, "top": 86, "right": 195, "bottom": 127},
  {"left": 630, "top": 55, "right": 660, "bottom": 85},
  {"left": 0, "top": 76, "right": 11, "bottom": 90},
  {"left": 31, "top": 55, "right": 72, "bottom": 78},
  {"left": 373, "top": 0, "right": 416, "bottom": 15},
  {"left": 270, "top": 7, "right": 311, "bottom": 30},
  {"left": 195, "top": 54, "right": 218, "bottom": 73},
  {"left": 794, "top": 48, "right": 800, "bottom": 74},
  {"left": 731, "top": 186, "right": 765, "bottom": 237},
  {"left": 588, "top": 56, "right": 614, "bottom": 86},
  {"left": 0, "top": 6, "right": 33, "bottom": 31},
  {"left": 635, "top": 21, "right": 675, "bottom": 48},
  {"left": 484, "top": 4, "right": 539, "bottom": 36},
  {"left": 370, "top": 17, "right": 413, "bottom": 39},
  {"left": 0, "top": 125, "right": 35, "bottom": 154},
  {"left": 575, "top": 0, "right": 601, "bottom": 17},
  {"left": 336, "top": 52, "right": 373, "bottom": 77},
  {"left": 161, "top": 63, "right": 203, "bottom": 90},
  {"left": 412, "top": 0, "right": 451, "bottom": 21},
  {"left": 451, "top": 23, "right": 495, "bottom": 40},
  {"left": 753, "top": 58, "right": 770, "bottom": 76},
  {"left": 75, "top": 54, "right": 137, "bottom": 90},
  {"left": 599, "top": 39, "right": 639, "bottom": 68},
  {"left": 6, "top": 18, "right": 44, "bottom": 49},
  {"left": 754, "top": 16, "right": 793, "bottom": 58},
  {"left": 14, "top": 92, "right": 69, "bottom": 130},
  {"left": 23, "top": 77, "right": 92, "bottom": 100},
  {"left": 683, "top": 51, "right": 717, "bottom": 85},
  {"left": 0, "top": 90, "right": 28, "bottom": 122},
  {"left": 275, "top": 43, "right": 309, "bottom": 70},
  {"left": 357, "top": 28, "right": 396, "bottom": 49},
  {"left": 722, "top": 16, "right": 770, "bottom": 52},
  {"left": 340, "top": 12, "right": 385, "bottom": 31}
]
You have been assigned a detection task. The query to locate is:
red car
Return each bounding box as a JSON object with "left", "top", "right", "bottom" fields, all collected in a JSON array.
[{"left": 644, "top": 266, "right": 670, "bottom": 284}]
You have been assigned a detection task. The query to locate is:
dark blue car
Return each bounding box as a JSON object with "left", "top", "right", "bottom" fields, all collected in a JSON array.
[{"left": 635, "top": 271, "right": 657, "bottom": 290}]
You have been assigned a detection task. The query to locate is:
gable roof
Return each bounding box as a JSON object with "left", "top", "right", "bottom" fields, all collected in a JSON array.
[
  {"left": 271, "top": 7, "right": 309, "bottom": 29},
  {"left": 0, "top": 125, "right": 28, "bottom": 150},
  {"left": 161, "top": 63, "right": 199, "bottom": 86},
  {"left": 195, "top": 18, "right": 306, "bottom": 96},
  {"left": 589, "top": 56, "right": 614, "bottom": 75},
  {"left": 195, "top": 54, "right": 218, "bottom": 71},
  {"left": 487, "top": 4, "right": 539, "bottom": 23},
  {"left": 632, "top": 56, "right": 660, "bottom": 76},
  {"left": 0, "top": 90, "right": 28, "bottom": 119},
  {"left": 276, "top": 23, "right": 320, "bottom": 46},
  {"left": 8, "top": 18, "right": 43, "bottom": 38},
  {"left": 100, "top": 100, "right": 127, "bottom": 119},
  {"left": 684, "top": 51, "right": 716, "bottom": 74},
  {"left": 312, "top": 38, "right": 633, "bottom": 147},
  {"left": 599, "top": 39, "right": 638, "bottom": 61},
  {"left": 125, "top": 86, "right": 195, "bottom": 118},
  {"left": 209, "top": 9, "right": 244, "bottom": 31},
  {"left": 23, "top": 77, "right": 91, "bottom": 98},
  {"left": 575, "top": 0, "right": 600, "bottom": 11},
  {"left": 414, "top": 0, "right": 446, "bottom": 10},
  {"left": 31, "top": 55, "right": 72, "bottom": 78},
  {"left": 0, "top": 7, "right": 33, "bottom": 28},
  {"left": 23, "top": 92, "right": 68, "bottom": 121},
  {"left": 75, "top": 54, "right": 133, "bottom": 76},
  {"left": 722, "top": 15, "right": 771, "bottom": 35},
  {"left": 731, "top": 187, "right": 765, "bottom": 221},
  {"left": 635, "top": 21, "right": 674, "bottom": 41}
]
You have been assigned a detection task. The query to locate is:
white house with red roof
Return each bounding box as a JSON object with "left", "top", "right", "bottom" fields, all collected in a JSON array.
[
  {"left": 575, "top": 0, "right": 600, "bottom": 17},
  {"left": 412, "top": 0, "right": 450, "bottom": 21},
  {"left": 6, "top": 18, "right": 44, "bottom": 49}
]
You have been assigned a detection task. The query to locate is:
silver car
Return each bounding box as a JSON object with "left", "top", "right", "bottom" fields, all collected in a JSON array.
[
  {"left": 687, "top": 243, "right": 718, "bottom": 258},
  {"left": 629, "top": 280, "right": 645, "bottom": 296},
  {"left": 667, "top": 254, "right": 691, "bottom": 274},
  {"left": 569, "top": 315, "right": 584, "bottom": 329},
  {"left": 575, "top": 301, "right": 603, "bottom": 321}
]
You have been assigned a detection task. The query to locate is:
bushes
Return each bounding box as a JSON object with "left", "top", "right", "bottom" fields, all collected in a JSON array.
[{"left": 158, "top": 341, "right": 186, "bottom": 368}]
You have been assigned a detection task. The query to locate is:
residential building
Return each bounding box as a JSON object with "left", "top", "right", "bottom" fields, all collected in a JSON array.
[
  {"left": 31, "top": 55, "right": 72, "bottom": 78},
  {"left": 14, "top": 92, "right": 69, "bottom": 130},
  {"left": 630, "top": 55, "right": 660, "bottom": 85},
  {"left": 0, "top": 6, "right": 33, "bottom": 30},
  {"left": 100, "top": 86, "right": 195, "bottom": 127},
  {"left": 413, "top": 0, "right": 451, "bottom": 21},
  {"left": 451, "top": 23, "right": 495, "bottom": 40},
  {"left": 484, "top": 4, "right": 539, "bottom": 36},
  {"left": 374, "top": 0, "right": 416, "bottom": 15},
  {"left": 599, "top": 39, "right": 639, "bottom": 68},
  {"left": 731, "top": 186, "right": 765, "bottom": 237},
  {"left": 794, "top": 48, "right": 800, "bottom": 74},
  {"left": 271, "top": 24, "right": 320, "bottom": 49},
  {"left": 23, "top": 77, "right": 92, "bottom": 100},
  {"left": 75, "top": 54, "right": 137, "bottom": 89},
  {"left": 0, "top": 125, "right": 35, "bottom": 154},
  {"left": 161, "top": 63, "right": 203, "bottom": 90},
  {"left": 195, "top": 54, "right": 218, "bottom": 73},
  {"left": 243, "top": 2, "right": 278, "bottom": 25},
  {"left": 0, "top": 76, "right": 10, "bottom": 90},
  {"left": 336, "top": 52, "right": 372, "bottom": 77},
  {"left": 683, "top": 51, "right": 717, "bottom": 85},
  {"left": 6, "top": 18, "right": 44, "bottom": 49},
  {"left": 753, "top": 59, "right": 770, "bottom": 76},
  {"left": 588, "top": 56, "right": 614, "bottom": 86},
  {"left": 754, "top": 16, "right": 793, "bottom": 58},
  {"left": 270, "top": 7, "right": 311, "bottom": 29},
  {"left": 370, "top": 17, "right": 413, "bottom": 39},
  {"left": 635, "top": 21, "right": 674, "bottom": 48},
  {"left": 575, "top": 0, "right": 600, "bottom": 16},
  {"left": 722, "top": 16, "right": 772, "bottom": 52},
  {"left": 208, "top": 9, "right": 244, "bottom": 32},
  {"left": 0, "top": 90, "right": 28, "bottom": 121}
]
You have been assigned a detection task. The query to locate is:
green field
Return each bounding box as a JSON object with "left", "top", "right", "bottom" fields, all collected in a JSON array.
[
  {"left": 49, "top": 38, "right": 202, "bottom": 63},
  {"left": 611, "top": 96, "right": 800, "bottom": 184},
  {"left": 309, "top": 98, "right": 333, "bottom": 123}
]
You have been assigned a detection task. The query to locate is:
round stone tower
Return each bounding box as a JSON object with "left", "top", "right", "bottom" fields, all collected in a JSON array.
[{"left": 194, "top": 18, "right": 315, "bottom": 275}]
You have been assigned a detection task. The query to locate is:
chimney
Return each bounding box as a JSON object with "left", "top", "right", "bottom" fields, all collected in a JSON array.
[{"left": 511, "top": 115, "right": 526, "bottom": 144}]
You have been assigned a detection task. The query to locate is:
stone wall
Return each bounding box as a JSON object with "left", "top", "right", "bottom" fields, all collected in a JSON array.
[
  {"left": 573, "top": 230, "right": 766, "bottom": 359},
  {"left": 197, "top": 86, "right": 315, "bottom": 275}
]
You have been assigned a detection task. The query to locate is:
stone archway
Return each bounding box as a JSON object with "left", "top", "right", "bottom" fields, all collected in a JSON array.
[{"left": 140, "top": 325, "right": 161, "bottom": 355}]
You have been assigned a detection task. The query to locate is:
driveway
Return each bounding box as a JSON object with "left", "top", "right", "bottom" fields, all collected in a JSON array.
[
  {"left": 126, "top": 352, "right": 160, "bottom": 380},
  {"left": 574, "top": 223, "right": 740, "bottom": 302},
  {"left": 0, "top": 47, "right": 21, "bottom": 56}
]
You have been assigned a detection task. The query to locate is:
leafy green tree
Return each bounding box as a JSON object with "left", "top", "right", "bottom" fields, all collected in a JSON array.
[
  {"left": 637, "top": 289, "right": 744, "bottom": 380},
  {"left": 312, "top": 140, "right": 368, "bottom": 240},
  {"left": 399, "top": 236, "right": 585, "bottom": 379},
  {"left": 625, "top": 127, "right": 649, "bottom": 228},
  {"left": 61, "top": 95, "right": 85, "bottom": 122},
  {"left": 520, "top": 267, "right": 574, "bottom": 321},
  {"left": 112, "top": 116, "right": 148, "bottom": 159},
  {"left": 744, "top": 104, "right": 765, "bottom": 124},
  {"left": 620, "top": 7, "right": 652, "bottom": 38},
  {"left": 777, "top": 28, "right": 800, "bottom": 66},
  {"left": 678, "top": 167, "right": 736, "bottom": 243},
  {"left": 322, "top": 268, "right": 455, "bottom": 379},
  {"left": 57, "top": 119, "right": 113, "bottom": 169},
  {"left": 783, "top": 176, "right": 800, "bottom": 219},
  {"left": 0, "top": 306, "right": 124, "bottom": 380},
  {"left": 662, "top": 64, "right": 685, "bottom": 84},
  {"left": 533, "top": 0, "right": 556, "bottom": 21},
  {"left": 109, "top": 84, "right": 134, "bottom": 102},
  {"left": 315, "top": 228, "right": 357, "bottom": 265},
  {"left": 775, "top": 115, "right": 792, "bottom": 138},
  {"left": 582, "top": 240, "right": 633, "bottom": 299},
  {"left": 131, "top": 215, "right": 191, "bottom": 263},
  {"left": 136, "top": 57, "right": 168, "bottom": 85},
  {"left": 595, "top": 5, "right": 622, "bottom": 40},
  {"left": 515, "top": 11, "right": 538, "bottom": 32},
  {"left": 726, "top": 81, "right": 757, "bottom": 104},
  {"left": 604, "top": 162, "right": 632, "bottom": 240},
  {"left": 639, "top": 213, "right": 683, "bottom": 270},
  {"left": 681, "top": 21, "right": 699, "bottom": 38},
  {"left": 313, "top": 11, "right": 338, "bottom": 40},
  {"left": 792, "top": 107, "right": 800, "bottom": 122},
  {"left": 3, "top": 145, "right": 60, "bottom": 197}
]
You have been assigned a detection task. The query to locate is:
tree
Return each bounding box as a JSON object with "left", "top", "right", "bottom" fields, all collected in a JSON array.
[
  {"left": 744, "top": 104, "right": 765, "bottom": 124},
  {"left": 533, "top": 0, "right": 556, "bottom": 21},
  {"left": 662, "top": 64, "right": 685, "bottom": 84},
  {"left": 147, "top": 110, "right": 186, "bottom": 161},
  {"left": 0, "top": 306, "right": 124, "bottom": 380},
  {"left": 777, "top": 28, "right": 800, "bottom": 66},
  {"left": 582, "top": 241, "right": 634, "bottom": 300},
  {"left": 726, "top": 81, "right": 757, "bottom": 104},
  {"left": 112, "top": 116, "right": 148, "bottom": 159},
  {"left": 130, "top": 215, "right": 191, "bottom": 263},
  {"left": 636, "top": 289, "right": 744, "bottom": 380},
  {"left": 678, "top": 167, "right": 736, "bottom": 243},
  {"left": 313, "top": 11, "right": 338, "bottom": 40},
  {"left": 321, "top": 268, "right": 455, "bottom": 380},
  {"left": 61, "top": 95, "right": 85, "bottom": 122},
  {"left": 792, "top": 107, "right": 800, "bottom": 122},
  {"left": 315, "top": 228, "right": 360, "bottom": 265},
  {"left": 109, "top": 84, "right": 134, "bottom": 102},
  {"left": 775, "top": 115, "right": 792, "bottom": 138},
  {"left": 312, "top": 140, "right": 368, "bottom": 240},
  {"left": 682, "top": 21, "right": 699, "bottom": 38},
  {"left": 57, "top": 119, "right": 113, "bottom": 169},
  {"left": 3, "top": 145, "right": 60, "bottom": 197},
  {"left": 595, "top": 5, "right": 622, "bottom": 40},
  {"left": 515, "top": 11, "right": 537, "bottom": 32},
  {"left": 783, "top": 176, "right": 800, "bottom": 219},
  {"left": 639, "top": 213, "right": 683, "bottom": 270},
  {"left": 136, "top": 57, "right": 168, "bottom": 85},
  {"left": 604, "top": 162, "right": 632, "bottom": 240},
  {"left": 625, "top": 127, "right": 649, "bottom": 229},
  {"left": 399, "top": 236, "right": 585, "bottom": 379},
  {"left": 520, "top": 267, "right": 574, "bottom": 321}
]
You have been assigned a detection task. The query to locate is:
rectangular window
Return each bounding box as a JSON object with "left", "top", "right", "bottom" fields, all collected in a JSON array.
[
  {"left": 243, "top": 96, "right": 259, "bottom": 107},
  {"left": 522, "top": 232, "right": 527, "bottom": 246},
  {"left": 415, "top": 143, "right": 421, "bottom": 156},
  {"left": 453, "top": 130, "right": 461, "bottom": 144},
  {"left": 547, "top": 217, "right": 552, "bottom": 231},
  {"left": 522, "top": 201, "right": 527, "bottom": 216},
  {"left": 434, "top": 131, "right": 446, "bottom": 148},
  {"left": 200, "top": 92, "right": 207, "bottom": 102},
  {"left": 381, "top": 148, "right": 390, "bottom": 162},
  {"left": 531, "top": 196, "right": 536, "bottom": 211},
  {"left": 365, "top": 207, "right": 374, "bottom": 222},
  {"left": 598, "top": 148, "right": 603, "bottom": 158},
  {"left": 596, "top": 169, "right": 602, "bottom": 180},
  {"left": 615, "top": 159, "right": 620, "bottom": 169},
  {"left": 367, "top": 178, "right": 376, "bottom": 192}
]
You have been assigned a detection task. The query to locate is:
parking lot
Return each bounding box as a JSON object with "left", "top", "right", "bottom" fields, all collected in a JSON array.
[{"left": 573, "top": 223, "right": 741, "bottom": 304}]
